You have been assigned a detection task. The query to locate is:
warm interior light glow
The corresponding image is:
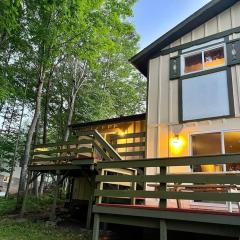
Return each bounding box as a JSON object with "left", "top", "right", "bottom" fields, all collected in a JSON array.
[
  {"left": 170, "top": 135, "right": 184, "bottom": 151},
  {"left": 118, "top": 130, "right": 125, "bottom": 137}
]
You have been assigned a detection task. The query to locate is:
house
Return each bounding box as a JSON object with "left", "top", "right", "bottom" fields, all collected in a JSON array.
[
  {"left": 0, "top": 164, "right": 21, "bottom": 196},
  {"left": 131, "top": 0, "right": 240, "bottom": 211},
  {"left": 91, "top": 0, "right": 240, "bottom": 239},
  {"left": 28, "top": 0, "right": 240, "bottom": 239},
  {"left": 28, "top": 113, "right": 146, "bottom": 225}
]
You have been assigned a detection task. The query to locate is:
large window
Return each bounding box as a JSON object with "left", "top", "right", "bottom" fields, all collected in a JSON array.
[
  {"left": 178, "top": 42, "right": 234, "bottom": 122},
  {"left": 182, "top": 70, "right": 230, "bottom": 121},
  {"left": 182, "top": 45, "right": 225, "bottom": 75},
  {"left": 192, "top": 132, "right": 222, "bottom": 172},
  {"left": 191, "top": 131, "right": 240, "bottom": 172}
]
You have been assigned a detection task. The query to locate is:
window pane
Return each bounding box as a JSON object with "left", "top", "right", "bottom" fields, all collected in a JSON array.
[
  {"left": 224, "top": 132, "right": 240, "bottom": 171},
  {"left": 182, "top": 71, "right": 230, "bottom": 121},
  {"left": 184, "top": 53, "right": 203, "bottom": 74},
  {"left": 192, "top": 133, "right": 222, "bottom": 156},
  {"left": 192, "top": 133, "right": 222, "bottom": 172},
  {"left": 204, "top": 47, "right": 225, "bottom": 69}
]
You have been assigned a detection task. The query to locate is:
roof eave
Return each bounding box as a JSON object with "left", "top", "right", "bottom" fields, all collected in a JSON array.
[{"left": 130, "top": 0, "right": 238, "bottom": 77}]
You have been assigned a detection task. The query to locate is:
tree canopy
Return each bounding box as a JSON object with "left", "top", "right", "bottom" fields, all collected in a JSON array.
[{"left": 0, "top": 0, "right": 146, "bottom": 200}]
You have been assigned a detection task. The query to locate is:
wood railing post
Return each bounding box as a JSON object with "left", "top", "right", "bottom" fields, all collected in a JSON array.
[
  {"left": 159, "top": 166, "right": 167, "bottom": 208},
  {"left": 96, "top": 169, "right": 104, "bottom": 204},
  {"left": 130, "top": 169, "right": 137, "bottom": 205}
]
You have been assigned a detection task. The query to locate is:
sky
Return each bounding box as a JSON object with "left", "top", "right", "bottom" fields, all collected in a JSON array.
[{"left": 132, "top": 0, "right": 211, "bottom": 50}]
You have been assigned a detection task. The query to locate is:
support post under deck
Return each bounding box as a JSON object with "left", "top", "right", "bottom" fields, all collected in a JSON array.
[
  {"left": 50, "top": 170, "right": 60, "bottom": 221},
  {"left": 86, "top": 175, "right": 95, "bottom": 229},
  {"left": 160, "top": 220, "right": 167, "bottom": 240},
  {"left": 92, "top": 214, "right": 100, "bottom": 240}
]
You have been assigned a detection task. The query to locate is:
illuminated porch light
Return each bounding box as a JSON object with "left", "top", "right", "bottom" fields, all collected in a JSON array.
[{"left": 170, "top": 135, "right": 183, "bottom": 150}]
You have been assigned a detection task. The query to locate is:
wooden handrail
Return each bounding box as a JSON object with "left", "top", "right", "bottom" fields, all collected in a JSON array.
[
  {"left": 93, "top": 130, "right": 122, "bottom": 161},
  {"left": 97, "top": 153, "right": 240, "bottom": 169},
  {"left": 30, "top": 130, "right": 125, "bottom": 165},
  {"left": 95, "top": 153, "right": 240, "bottom": 208}
]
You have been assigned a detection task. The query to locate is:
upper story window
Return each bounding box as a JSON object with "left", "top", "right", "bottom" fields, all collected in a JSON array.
[
  {"left": 168, "top": 37, "right": 240, "bottom": 122},
  {"left": 182, "top": 44, "right": 226, "bottom": 75}
]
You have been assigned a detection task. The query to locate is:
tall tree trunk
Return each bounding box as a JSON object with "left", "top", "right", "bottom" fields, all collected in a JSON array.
[
  {"left": 17, "top": 70, "right": 45, "bottom": 207},
  {"left": 42, "top": 78, "right": 51, "bottom": 144},
  {"left": 39, "top": 78, "right": 51, "bottom": 195},
  {"left": 63, "top": 92, "right": 76, "bottom": 142},
  {"left": 38, "top": 174, "right": 45, "bottom": 195},
  {"left": 32, "top": 118, "right": 40, "bottom": 197},
  {"left": 58, "top": 78, "right": 65, "bottom": 139}
]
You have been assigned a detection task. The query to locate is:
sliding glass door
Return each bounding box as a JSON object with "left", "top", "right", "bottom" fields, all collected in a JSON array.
[
  {"left": 191, "top": 131, "right": 240, "bottom": 172},
  {"left": 224, "top": 131, "right": 240, "bottom": 171},
  {"left": 191, "top": 132, "right": 223, "bottom": 172}
]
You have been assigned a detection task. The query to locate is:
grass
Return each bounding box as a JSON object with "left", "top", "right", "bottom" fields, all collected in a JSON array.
[
  {"left": 0, "top": 196, "right": 91, "bottom": 240},
  {"left": 0, "top": 195, "right": 57, "bottom": 216},
  {"left": 0, "top": 219, "right": 91, "bottom": 240},
  {"left": 0, "top": 197, "right": 17, "bottom": 215}
]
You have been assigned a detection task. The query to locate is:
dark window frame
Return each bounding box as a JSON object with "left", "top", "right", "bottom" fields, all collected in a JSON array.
[
  {"left": 181, "top": 43, "right": 226, "bottom": 76},
  {"left": 178, "top": 66, "right": 235, "bottom": 123}
]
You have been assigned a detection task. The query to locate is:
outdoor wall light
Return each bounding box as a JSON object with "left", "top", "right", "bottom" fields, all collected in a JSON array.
[{"left": 170, "top": 134, "right": 183, "bottom": 150}]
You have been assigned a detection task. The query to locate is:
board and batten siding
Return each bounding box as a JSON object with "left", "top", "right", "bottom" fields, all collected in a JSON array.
[{"left": 146, "top": 1, "right": 240, "bottom": 161}]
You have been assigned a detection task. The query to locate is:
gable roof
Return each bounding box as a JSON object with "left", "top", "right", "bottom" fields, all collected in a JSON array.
[{"left": 131, "top": 0, "right": 239, "bottom": 77}]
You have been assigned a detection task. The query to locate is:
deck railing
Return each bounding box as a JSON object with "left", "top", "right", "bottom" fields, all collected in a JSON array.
[
  {"left": 95, "top": 154, "right": 240, "bottom": 209},
  {"left": 30, "top": 130, "right": 123, "bottom": 165},
  {"left": 111, "top": 132, "right": 146, "bottom": 160}
]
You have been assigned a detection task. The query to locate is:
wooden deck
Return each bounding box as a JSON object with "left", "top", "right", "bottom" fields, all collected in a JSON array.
[
  {"left": 92, "top": 154, "right": 240, "bottom": 239},
  {"left": 28, "top": 133, "right": 240, "bottom": 239},
  {"left": 92, "top": 203, "right": 240, "bottom": 239}
]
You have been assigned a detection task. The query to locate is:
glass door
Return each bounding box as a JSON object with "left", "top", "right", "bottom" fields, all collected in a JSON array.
[
  {"left": 191, "top": 132, "right": 223, "bottom": 172},
  {"left": 224, "top": 131, "right": 240, "bottom": 171}
]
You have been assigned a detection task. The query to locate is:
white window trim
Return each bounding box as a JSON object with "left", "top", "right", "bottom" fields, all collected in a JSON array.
[
  {"left": 181, "top": 43, "right": 227, "bottom": 76},
  {"left": 182, "top": 38, "right": 224, "bottom": 54},
  {"left": 189, "top": 129, "right": 240, "bottom": 208},
  {"left": 189, "top": 129, "right": 240, "bottom": 172}
]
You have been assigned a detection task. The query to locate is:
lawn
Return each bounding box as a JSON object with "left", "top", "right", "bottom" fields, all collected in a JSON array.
[
  {"left": 0, "top": 197, "right": 91, "bottom": 240},
  {"left": 0, "top": 194, "right": 65, "bottom": 215},
  {"left": 0, "top": 219, "right": 90, "bottom": 240}
]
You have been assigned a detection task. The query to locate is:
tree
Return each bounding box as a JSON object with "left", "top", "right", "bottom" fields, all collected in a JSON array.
[
  {"left": 0, "top": 0, "right": 147, "bottom": 208},
  {"left": 0, "top": 0, "right": 22, "bottom": 102},
  {"left": 48, "top": 0, "right": 145, "bottom": 142},
  {"left": 17, "top": 0, "right": 105, "bottom": 201}
]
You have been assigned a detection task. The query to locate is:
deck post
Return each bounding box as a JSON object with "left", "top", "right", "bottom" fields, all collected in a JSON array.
[
  {"left": 86, "top": 176, "right": 95, "bottom": 229},
  {"left": 50, "top": 170, "right": 60, "bottom": 221},
  {"left": 92, "top": 214, "right": 100, "bottom": 240},
  {"left": 159, "top": 166, "right": 167, "bottom": 208},
  {"left": 160, "top": 220, "right": 167, "bottom": 240}
]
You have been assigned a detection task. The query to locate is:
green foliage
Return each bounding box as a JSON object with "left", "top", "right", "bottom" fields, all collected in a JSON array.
[
  {"left": 0, "top": 197, "right": 17, "bottom": 215},
  {"left": 0, "top": 0, "right": 146, "bottom": 144},
  {"left": 0, "top": 219, "right": 91, "bottom": 240},
  {"left": 0, "top": 195, "right": 63, "bottom": 216},
  {"left": 0, "top": 196, "right": 91, "bottom": 239},
  {"left": 0, "top": 130, "right": 25, "bottom": 174}
]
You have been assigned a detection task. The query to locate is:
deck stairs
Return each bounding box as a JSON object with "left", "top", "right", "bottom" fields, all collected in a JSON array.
[{"left": 29, "top": 130, "right": 145, "bottom": 192}]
